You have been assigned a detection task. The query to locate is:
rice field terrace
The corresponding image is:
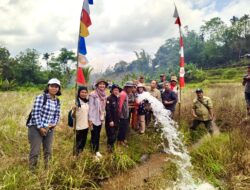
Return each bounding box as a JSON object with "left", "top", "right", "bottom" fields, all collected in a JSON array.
[{"left": 0, "top": 83, "right": 249, "bottom": 190}]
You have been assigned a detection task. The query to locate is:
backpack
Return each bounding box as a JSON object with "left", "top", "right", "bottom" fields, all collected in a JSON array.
[
  {"left": 26, "top": 94, "right": 59, "bottom": 126},
  {"left": 68, "top": 110, "right": 74, "bottom": 128}
]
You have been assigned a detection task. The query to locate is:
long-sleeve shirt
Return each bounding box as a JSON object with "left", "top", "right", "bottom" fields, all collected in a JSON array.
[
  {"left": 75, "top": 99, "right": 89, "bottom": 130},
  {"left": 88, "top": 91, "right": 106, "bottom": 126},
  {"left": 105, "top": 94, "right": 119, "bottom": 126},
  {"left": 149, "top": 88, "right": 161, "bottom": 101},
  {"left": 28, "top": 93, "right": 60, "bottom": 129},
  {"left": 119, "top": 91, "right": 129, "bottom": 119}
]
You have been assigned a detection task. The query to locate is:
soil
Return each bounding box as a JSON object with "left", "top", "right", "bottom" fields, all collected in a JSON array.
[{"left": 101, "top": 153, "right": 167, "bottom": 190}]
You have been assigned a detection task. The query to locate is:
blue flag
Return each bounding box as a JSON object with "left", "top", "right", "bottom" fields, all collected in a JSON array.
[
  {"left": 88, "top": 0, "right": 93, "bottom": 5},
  {"left": 79, "top": 37, "right": 87, "bottom": 55}
]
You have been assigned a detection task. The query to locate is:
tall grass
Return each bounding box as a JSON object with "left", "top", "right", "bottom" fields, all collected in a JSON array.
[
  {"left": 0, "top": 84, "right": 249, "bottom": 189},
  {"left": 0, "top": 90, "right": 161, "bottom": 189},
  {"left": 178, "top": 84, "right": 250, "bottom": 189}
]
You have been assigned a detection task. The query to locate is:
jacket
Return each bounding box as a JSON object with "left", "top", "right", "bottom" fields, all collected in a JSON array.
[{"left": 105, "top": 94, "right": 119, "bottom": 126}]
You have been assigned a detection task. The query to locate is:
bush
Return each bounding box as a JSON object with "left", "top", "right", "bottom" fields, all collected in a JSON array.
[{"left": 222, "top": 69, "right": 237, "bottom": 79}]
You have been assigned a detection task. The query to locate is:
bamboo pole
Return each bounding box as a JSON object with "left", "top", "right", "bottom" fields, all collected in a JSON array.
[{"left": 73, "top": 2, "right": 83, "bottom": 157}]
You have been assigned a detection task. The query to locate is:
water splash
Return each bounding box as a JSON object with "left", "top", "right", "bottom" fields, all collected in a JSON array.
[{"left": 138, "top": 92, "right": 215, "bottom": 190}]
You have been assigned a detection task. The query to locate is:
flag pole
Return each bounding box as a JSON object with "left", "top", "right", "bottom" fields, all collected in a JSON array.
[
  {"left": 173, "top": 2, "right": 185, "bottom": 124},
  {"left": 178, "top": 25, "right": 182, "bottom": 124},
  {"left": 73, "top": 5, "right": 83, "bottom": 157}
]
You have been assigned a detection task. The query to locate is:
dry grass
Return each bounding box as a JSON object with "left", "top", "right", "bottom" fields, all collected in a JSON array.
[{"left": 0, "top": 83, "right": 250, "bottom": 189}]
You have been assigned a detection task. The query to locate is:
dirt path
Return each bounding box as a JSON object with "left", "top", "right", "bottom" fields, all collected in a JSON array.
[
  {"left": 101, "top": 153, "right": 167, "bottom": 190},
  {"left": 101, "top": 123, "right": 221, "bottom": 190}
]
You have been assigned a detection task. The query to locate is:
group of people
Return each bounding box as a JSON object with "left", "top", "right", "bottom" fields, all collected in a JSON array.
[{"left": 27, "top": 73, "right": 217, "bottom": 169}]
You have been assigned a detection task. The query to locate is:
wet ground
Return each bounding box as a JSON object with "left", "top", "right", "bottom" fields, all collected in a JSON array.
[{"left": 101, "top": 153, "right": 167, "bottom": 190}]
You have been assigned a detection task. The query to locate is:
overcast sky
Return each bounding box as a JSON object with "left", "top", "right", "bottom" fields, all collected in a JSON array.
[{"left": 0, "top": 0, "right": 249, "bottom": 72}]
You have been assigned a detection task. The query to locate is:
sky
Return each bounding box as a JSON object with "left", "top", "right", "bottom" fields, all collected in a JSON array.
[{"left": 0, "top": 0, "right": 249, "bottom": 72}]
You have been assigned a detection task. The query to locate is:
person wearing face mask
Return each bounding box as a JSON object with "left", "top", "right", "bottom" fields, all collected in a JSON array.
[
  {"left": 72, "top": 86, "right": 89, "bottom": 156},
  {"left": 105, "top": 84, "right": 122, "bottom": 152},
  {"left": 88, "top": 79, "right": 108, "bottom": 159},
  {"left": 27, "top": 78, "right": 61, "bottom": 170}
]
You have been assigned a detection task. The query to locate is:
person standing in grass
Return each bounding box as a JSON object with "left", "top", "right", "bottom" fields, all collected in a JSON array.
[
  {"left": 147, "top": 80, "right": 162, "bottom": 125},
  {"left": 158, "top": 74, "right": 166, "bottom": 93},
  {"left": 88, "top": 79, "right": 108, "bottom": 159},
  {"left": 161, "top": 81, "right": 178, "bottom": 118},
  {"left": 105, "top": 84, "right": 121, "bottom": 152},
  {"left": 137, "top": 83, "right": 148, "bottom": 134},
  {"left": 242, "top": 65, "right": 250, "bottom": 116},
  {"left": 128, "top": 82, "right": 139, "bottom": 130},
  {"left": 191, "top": 88, "right": 214, "bottom": 134},
  {"left": 27, "top": 78, "right": 61, "bottom": 170},
  {"left": 170, "top": 75, "right": 178, "bottom": 95},
  {"left": 118, "top": 81, "right": 134, "bottom": 147},
  {"left": 72, "top": 86, "right": 89, "bottom": 156}
]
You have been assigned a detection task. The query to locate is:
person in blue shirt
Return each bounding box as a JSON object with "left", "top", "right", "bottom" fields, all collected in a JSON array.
[{"left": 27, "top": 78, "right": 61, "bottom": 170}]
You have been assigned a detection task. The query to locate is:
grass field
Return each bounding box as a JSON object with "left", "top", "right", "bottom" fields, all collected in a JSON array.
[{"left": 0, "top": 83, "right": 250, "bottom": 189}]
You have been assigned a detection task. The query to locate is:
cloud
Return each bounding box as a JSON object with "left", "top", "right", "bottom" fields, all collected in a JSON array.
[{"left": 0, "top": 0, "right": 248, "bottom": 72}]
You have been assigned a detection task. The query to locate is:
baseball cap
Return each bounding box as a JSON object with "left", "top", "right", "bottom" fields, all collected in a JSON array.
[
  {"left": 195, "top": 88, "right": 203, "bottom": 93},
  {"left": 48, "top": 78, "right": 61, "bottom": 86}
]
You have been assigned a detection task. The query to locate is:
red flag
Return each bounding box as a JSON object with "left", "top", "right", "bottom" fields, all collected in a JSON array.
[
  {"left": 173, "top": 4, "right": 182, "bottom": 26},
  {"left": 76, "top": 67, "right": 86, "bottom": 85}
]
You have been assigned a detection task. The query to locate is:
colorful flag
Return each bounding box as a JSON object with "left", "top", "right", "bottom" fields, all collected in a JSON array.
[
  {"left": 78, "top": 36, "right": 87, "bottom": 55},
  {"left": 78, "top": 53, "right": 89, "bottom": 68},
  {"left": 81, "top": 8, "right": 92, "bottom": 27},
  {"left": 76, "top": 67, "right": 86, "bottom": 85},
  {"left": 80, "top": 22, "right": 89, "bottom": 37},
  {"left": 77, "top": 0, "right": 92, "bottom": 85},
  {"left": 173, "top": 4, "right": 185, "bottom": 88}
]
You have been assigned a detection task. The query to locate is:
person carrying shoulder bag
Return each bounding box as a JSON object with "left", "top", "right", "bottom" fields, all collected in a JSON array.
[
  {"left": 26, "top": 78, "right": 61, "bottom": 170},
  {"left": 191, "top": 88, "right": 214, "bottom": 135}
]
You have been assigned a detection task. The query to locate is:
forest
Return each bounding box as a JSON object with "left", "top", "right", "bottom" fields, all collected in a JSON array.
[{"left": 0, "top": 15, "right": 249, "bottom": 90}]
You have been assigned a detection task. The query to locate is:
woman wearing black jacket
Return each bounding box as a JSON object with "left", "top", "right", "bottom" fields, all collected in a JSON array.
[{"left": 105, "top": 84, "right": 122, "bottom": 152}]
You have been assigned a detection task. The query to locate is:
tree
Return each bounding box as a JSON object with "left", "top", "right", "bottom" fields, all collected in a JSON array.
[
  {"left": 114, "top": 60, "right": 128, "bottom": 73},
  {"left": 200, "top": 17, "right": 226, "bottom": 42},
  {"left": 82, "top": 67, "right": 94, "bottom": 84},
  {"left": 15, "top": 49, "right": 45, "bottom": 85},
  {"left": 0, "top": 47, "right": 18, "bottom": 82}
]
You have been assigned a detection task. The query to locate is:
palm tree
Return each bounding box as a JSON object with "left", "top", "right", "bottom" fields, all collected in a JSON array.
[
  {"left": 82, "top": 66, "right": 93, "bottom": 84},
  {"left": 230, "top": 16, "right": 239, "bottom": 25},
  {"left": 43, "top": 52, "right": 50, "bottom": 70}
]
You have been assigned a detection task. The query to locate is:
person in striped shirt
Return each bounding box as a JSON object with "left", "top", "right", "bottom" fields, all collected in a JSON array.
[{"left": 27, "top": 78, "right": 61, "bottom": 170}]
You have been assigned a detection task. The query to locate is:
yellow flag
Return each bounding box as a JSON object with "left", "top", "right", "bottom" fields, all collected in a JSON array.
[{"left": 80, "top": 22, "right": 89, "bottom": 37}]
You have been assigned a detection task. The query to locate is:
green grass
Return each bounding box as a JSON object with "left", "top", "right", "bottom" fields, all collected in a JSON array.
[
  {"left": 1, "top": 82, "right": 250, "bottom": 189},
  {"left": 0, "top": 90, "right": 163, "bottom": 189}
]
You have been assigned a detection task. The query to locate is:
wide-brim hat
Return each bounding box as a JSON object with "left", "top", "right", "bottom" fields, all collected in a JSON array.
[
  {"left": 136, "top": 83, "right": 146, "bottom": 90},
  {"left": 170, "top": 76, "right": 178, "bottom": 82},
  {"left": 95, "top": 79, "right": 108, "bottom": 87},
  {"left": 110, "top": 84, "right": 122, "bottom": 92},
  {"left": 124, "top": 81, "right": 135, "bottom": 87}
]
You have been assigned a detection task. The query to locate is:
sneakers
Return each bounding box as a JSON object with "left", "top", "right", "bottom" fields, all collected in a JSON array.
[{"left": 96, "top": 152, "right": 103, "bottom": 158}]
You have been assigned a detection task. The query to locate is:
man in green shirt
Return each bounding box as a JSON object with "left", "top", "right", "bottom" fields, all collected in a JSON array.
[{"left": 191, "top": 88, "right": 214, "bottom": 134}]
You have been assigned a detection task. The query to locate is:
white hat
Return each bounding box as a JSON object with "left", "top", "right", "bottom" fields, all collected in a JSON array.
[{"left": 48, "top": 78, "right": 61, "bottom": 86}]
